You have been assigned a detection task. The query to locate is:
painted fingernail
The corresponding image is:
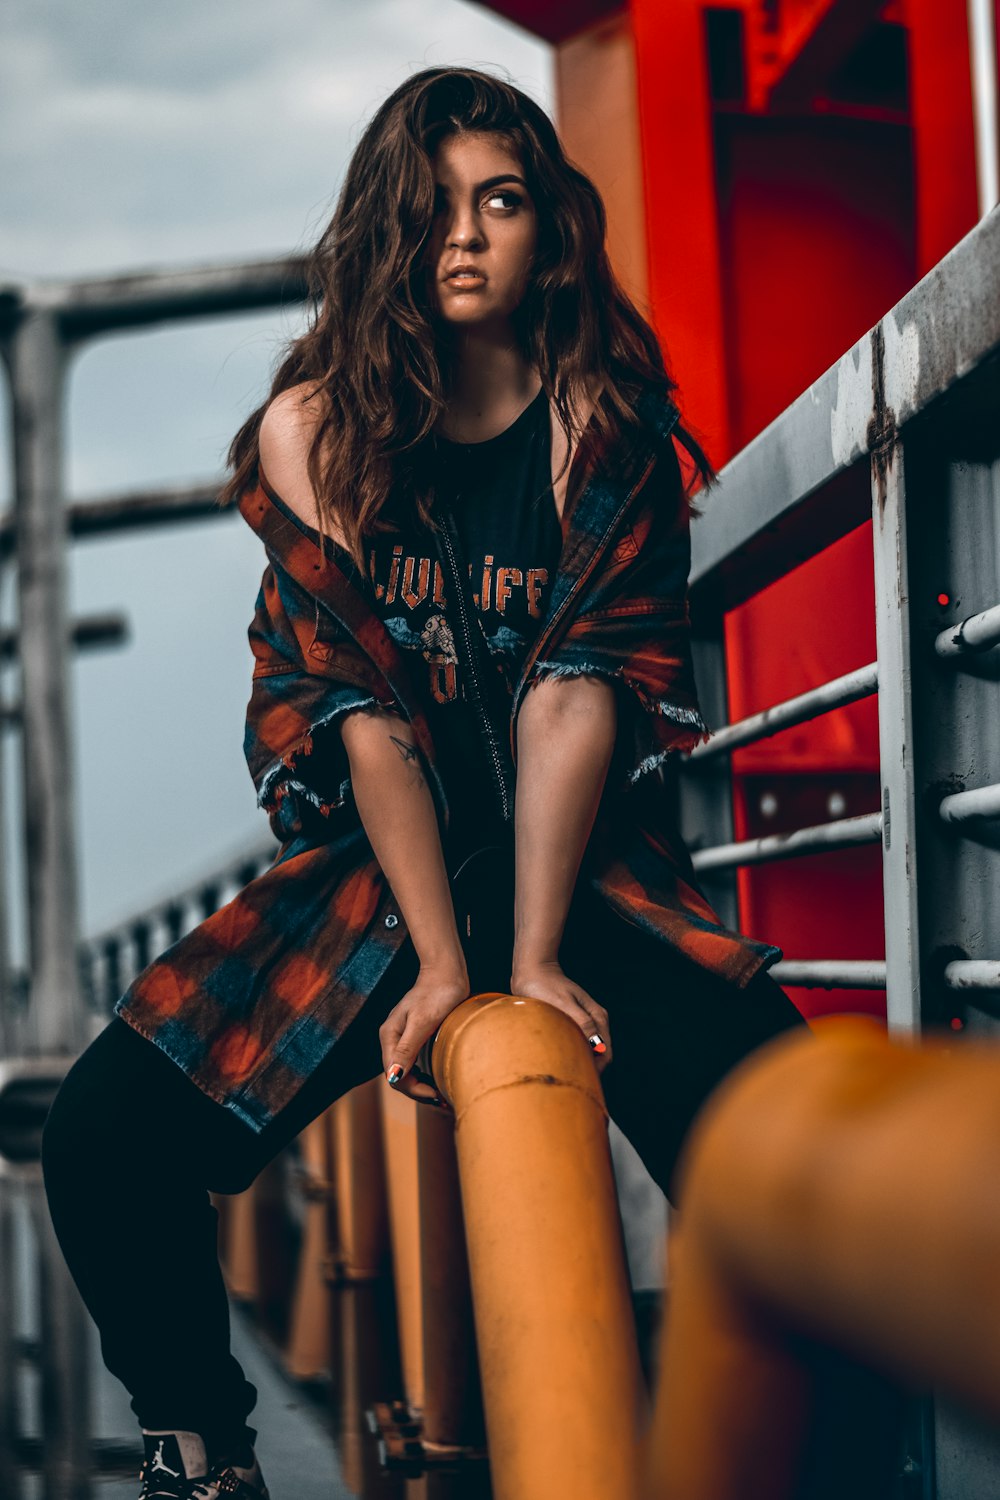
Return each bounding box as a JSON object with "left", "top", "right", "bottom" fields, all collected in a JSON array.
[
  {"left": 588, "top": 1034, "right": 607, "bottom": 1055},
  {"left": 387, "top": 1064, "right": 404, "bottom": 1086}
]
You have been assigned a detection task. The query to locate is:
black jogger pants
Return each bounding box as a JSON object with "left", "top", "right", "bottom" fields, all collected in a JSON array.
[{"left": 41, "top": 874, "right": 804, "bottom": 1457}]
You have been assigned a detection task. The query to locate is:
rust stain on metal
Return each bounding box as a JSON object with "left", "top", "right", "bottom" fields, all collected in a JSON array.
[{"left": 867, "top": 322, "right": 898, "bottom": 512}]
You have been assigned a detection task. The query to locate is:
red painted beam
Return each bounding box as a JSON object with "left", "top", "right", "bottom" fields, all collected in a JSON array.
[
  {"left": 907, "top": 0, "right": 979, "bottom": 272},
  {"left": 768, "top": 0, "right": 887, "bottom": 108},
  {"left": 467, "top": 0, "right": 622, "bottom": 44},
  {"left": 631, "top": 0, "right": 731, "bottom": 460}
]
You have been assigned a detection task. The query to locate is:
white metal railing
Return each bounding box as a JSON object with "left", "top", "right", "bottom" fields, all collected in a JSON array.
[
  {"left": 76, "top": 838, "right": 277, "bottom": 1019},
  {"left": 679, "top": 204, "right": 1000, "bottom": 1044},
  {"left": 690, "top": 812, "right": 882, "bottom": 873},
  {"left": 686, "top": 662, "right": 878, "bottom": 762},
  {"left": 770, "top": 960, "right": 887, "bottom": 990},
  {"left": 944, "top": 960, "right": 1000, "bottom": 991},
  {"left": 934, "top": 601, "right": 1000, "bottom": 658},
  {"left": 939, "top": 783, "right": 1000, "bottom": 825}
]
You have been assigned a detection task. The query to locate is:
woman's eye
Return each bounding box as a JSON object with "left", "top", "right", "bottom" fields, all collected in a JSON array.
[{"left": 483, "top": 189, "right": 522, "bottom": 211}]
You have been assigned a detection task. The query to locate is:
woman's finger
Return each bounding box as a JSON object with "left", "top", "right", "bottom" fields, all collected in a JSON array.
[
  {"left": 380, "top": 1007, "right": 450, "bottom": 1107},
  {"left": 391, "top": 1073, "right": 451, "bottom": 1108},
  {"left": 379, "top": 1003, "right": 409, "bottom": 1077},
  {"left": 567, "top": 993, "right": 613, "bottom": 1069}
]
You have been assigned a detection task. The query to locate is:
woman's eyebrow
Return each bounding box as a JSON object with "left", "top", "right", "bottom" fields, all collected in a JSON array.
[
  {"left": 434, "top": 173, "right": 530, "bottom": 196},
  {"left": 476, "top": 174, "right": 529, "bottom": 191}
]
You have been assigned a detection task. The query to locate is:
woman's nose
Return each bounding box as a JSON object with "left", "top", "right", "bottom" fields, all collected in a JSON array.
[{"left": 447, "top": 209, "right": 484, "bottom": 249}]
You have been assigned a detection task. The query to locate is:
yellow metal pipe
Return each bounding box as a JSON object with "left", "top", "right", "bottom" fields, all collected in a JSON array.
[
  {"left": 332, "top": 1078, "right": 390, "bottom": 1280},
  {"left": 646, "top": 1019, "right": 1000, "bottom": 1499},
  {"left": 213, "top": 1181, "right": 259, "bottom": 1304},
  {"left": 433, "top": 992, "right": 645, "bottom": 1500},
  {"left": 417, "top": 1102, "right": 483, "bottom": 1454},
  {"left": 380, "top": 1078, "right": 484, "bottom": 1454},
  {"left": 381, "top": 1083, "right": 425, "bottom": 1416},
  {"left": 337, "top": 1280, "right": 406, "bottom": 1496},
  {"left": 285, "top": 1111, "right": 334, "bottom": 1380}
]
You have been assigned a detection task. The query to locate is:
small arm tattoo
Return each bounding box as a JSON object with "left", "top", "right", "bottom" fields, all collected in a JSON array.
[
  {"left": 389, "top": 734, "right": 418, "bottom": 764},
  {"left": 389, "top": 732, "right": 427, "bottom": 787}
]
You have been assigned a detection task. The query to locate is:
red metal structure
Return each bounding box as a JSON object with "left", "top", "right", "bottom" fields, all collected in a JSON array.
[{"left": 478, "top": 0, "right": 985, "bottom": 1018}]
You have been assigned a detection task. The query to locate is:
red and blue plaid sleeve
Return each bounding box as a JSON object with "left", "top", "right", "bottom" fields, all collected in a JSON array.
[
  {"left": 244, "top": 557, "right": 401, "bottom": 840},
  {"left": 524, "top": 438, "right": 709, "bottom": 790}
]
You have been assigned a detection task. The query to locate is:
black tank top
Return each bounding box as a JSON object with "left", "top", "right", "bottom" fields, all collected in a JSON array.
[{"left": 364, "top": 384, "right": 563, "bottom": 858}]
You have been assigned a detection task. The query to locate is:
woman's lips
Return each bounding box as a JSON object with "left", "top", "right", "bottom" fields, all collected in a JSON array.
[{"left": 444, "top": 271, "right": 487, "bottom": 290}]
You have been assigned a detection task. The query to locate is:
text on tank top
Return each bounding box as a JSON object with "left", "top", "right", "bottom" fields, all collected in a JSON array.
[
  {"left": 362, "top": 384, "right": 563, "bottom": 841},
  {"left": 362, "top": 384, "right": 562, "bottom": 706}
]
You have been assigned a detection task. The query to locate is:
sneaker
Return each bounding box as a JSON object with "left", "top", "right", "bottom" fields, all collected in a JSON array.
[
  {"left": 194, "top": 1454, "right": 271, "bottom": 1499},
  {"left": 138, "top": 1432, "right": 210, "bottom": 1497},
  {"left": 137, "top": 1431, "right": 270, "bottom": 1499}
]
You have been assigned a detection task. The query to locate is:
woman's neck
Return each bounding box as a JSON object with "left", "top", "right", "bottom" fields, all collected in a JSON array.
[{"left": 438, "top": 324, "right": 541, "bottom": 443}]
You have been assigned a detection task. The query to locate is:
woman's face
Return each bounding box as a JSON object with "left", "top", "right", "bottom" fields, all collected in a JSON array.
[{"left": 425, "top": 130, "right": 538, "bottom": 330}]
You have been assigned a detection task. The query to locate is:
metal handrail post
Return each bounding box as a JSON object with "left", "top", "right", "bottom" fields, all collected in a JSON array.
[
  {"left": 8, "top": 305, "right": 84, "bottom": 1057},
  {"left": 0, "top": 559, "right": 14, "bottom": 1055},
  {"left": 871, "top": 422, "right": 922, "bottom": 1034}
]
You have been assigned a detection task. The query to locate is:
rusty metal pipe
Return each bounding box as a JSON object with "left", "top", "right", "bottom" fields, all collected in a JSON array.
[
  {"left": 433, "top": 993, "right": 645, "bottom": 1500},
  {"left": 645, "top": 1020, "right": 1000, "bottom": 1499},
  {"left": 945, "top": 958, "right": 1000, "bottom": 990}
]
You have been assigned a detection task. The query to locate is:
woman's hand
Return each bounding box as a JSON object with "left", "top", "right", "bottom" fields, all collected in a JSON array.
[
  {"left": 379, "top": 961, "right": 471, "bottom": 1107},
  {"left": 509, "top": 959, "right": 612, "bottom": 1074}
]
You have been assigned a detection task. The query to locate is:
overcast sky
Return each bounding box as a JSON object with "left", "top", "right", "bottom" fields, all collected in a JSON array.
[{"left": 0, "top": 1, "right": 552, "bottom": 956}]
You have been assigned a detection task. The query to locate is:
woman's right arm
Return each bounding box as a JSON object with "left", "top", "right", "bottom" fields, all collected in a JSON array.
[
  {"left": 258, "top": 388, "right": 468, "bottom": 1103},
  {"left": 340, "top": 708, "right": 469, "bottom": 1103}
]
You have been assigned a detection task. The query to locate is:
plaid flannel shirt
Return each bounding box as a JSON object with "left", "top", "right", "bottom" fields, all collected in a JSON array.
[{"left": 115, "top": 384, "right": 781, "bottom": 1131}]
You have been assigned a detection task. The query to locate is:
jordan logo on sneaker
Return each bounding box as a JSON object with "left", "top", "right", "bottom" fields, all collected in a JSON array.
[{"left": 151, "top": 1441, "right": 180, "bottom": 1478}]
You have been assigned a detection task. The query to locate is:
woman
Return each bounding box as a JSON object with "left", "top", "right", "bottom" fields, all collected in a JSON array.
[{"left": 41, "top": 66, "right": 804, "bottom": 1499}]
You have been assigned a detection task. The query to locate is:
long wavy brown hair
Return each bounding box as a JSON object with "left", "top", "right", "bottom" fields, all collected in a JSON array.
[{"left": 219, "top": 65, "right": 713, "bottom": 571}]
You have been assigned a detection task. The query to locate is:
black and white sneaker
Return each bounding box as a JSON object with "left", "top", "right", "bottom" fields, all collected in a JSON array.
[
  {"left": 138, "top": 1431, "right": 210, "bottom": 1497},
  {"left": 137, "top": 1431, "right": 270, "bottom": 1499}
]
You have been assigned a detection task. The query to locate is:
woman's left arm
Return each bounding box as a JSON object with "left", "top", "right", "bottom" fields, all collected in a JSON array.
[{"left": 511, "top": 671, "right": 618, "bottom": 1069}]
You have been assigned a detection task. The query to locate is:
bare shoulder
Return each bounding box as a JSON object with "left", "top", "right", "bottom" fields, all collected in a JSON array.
[{"left": 258, "top": 380, "right": 344, "bottom": 541}]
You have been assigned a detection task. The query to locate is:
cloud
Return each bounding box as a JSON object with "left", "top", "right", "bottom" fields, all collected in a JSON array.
[
  {"left": 0, "top": 0, "right": 551, "bottom": 945},
  {"left": 0, "top": 0, "right": 553, "bottom": 278}
]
